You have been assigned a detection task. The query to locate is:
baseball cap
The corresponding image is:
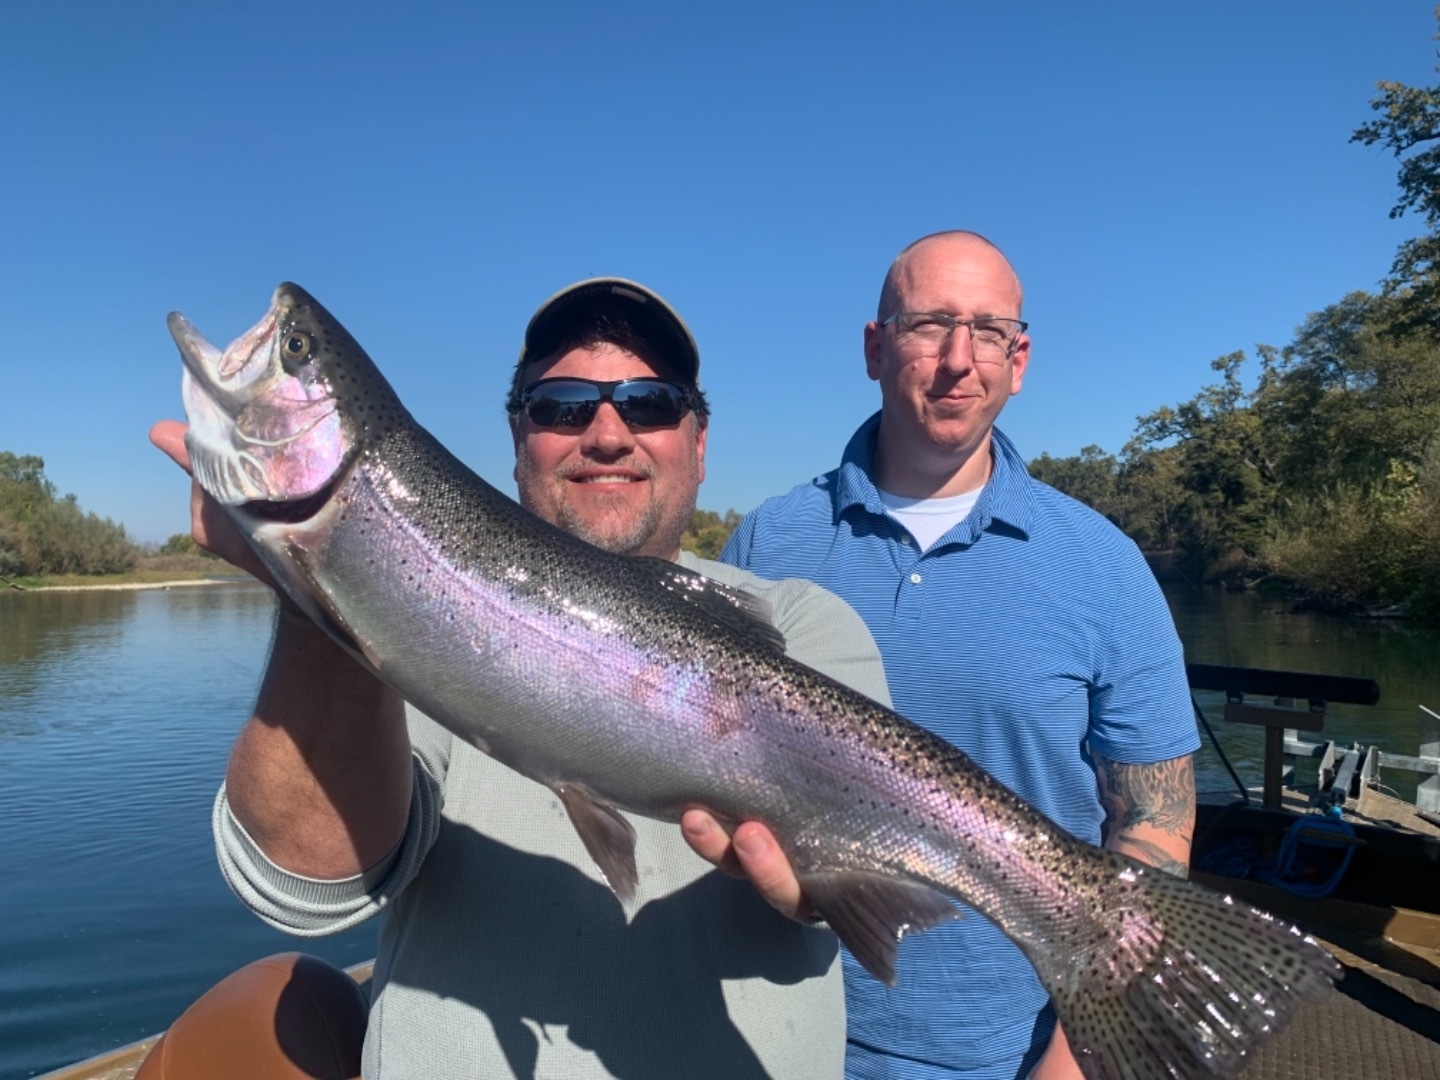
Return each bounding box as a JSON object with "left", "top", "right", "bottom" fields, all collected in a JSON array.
[{"left": 515, "top": 278, "right": 701, "bottom": 389}]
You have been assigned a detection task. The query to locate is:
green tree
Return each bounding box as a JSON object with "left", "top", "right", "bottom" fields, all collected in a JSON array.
[
  {"left": 681, "top": 509, "right": 742, "bottom": 560},
  {"left": 1351, "top": 8, "right": 1440, "bottom": 327},
  {"left": 0, "top": 525, "right": 22, "bottom": 578},
  {"left": 0, "top": 452, "right": 52, "bottom": 492},
  {"left": 159, "top": 533, "right": 209, "bottom": 557},
  {"left": 1258, "top": 292, "right": 1440, "bottom": 493},
  {"left": 1028, "top": 446, "right": 1121, "bottom": 521},
  {"left": 1127, "top": 352, "right": 1279, "bottom": 580},
  {"left": 1262, "top": 460, "right": 1437, "bottom": 615},
  {"left": 1115, "top": 444, "right": 1187, "bottom": 554},
  {"left": 0, "top": 452, "right": 138, "bottom": 576}
]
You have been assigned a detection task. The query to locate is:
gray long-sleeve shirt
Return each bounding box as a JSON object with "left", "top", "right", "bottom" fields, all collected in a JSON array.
[{"left": 215, "top": 553, "right": 891, "bottom": 1080}]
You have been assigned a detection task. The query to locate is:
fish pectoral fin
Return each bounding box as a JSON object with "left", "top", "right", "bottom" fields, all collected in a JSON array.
[
  {"left": 553, "top": 783, "right": 640, "bottom": 905},
  {"left": 800, "top": 872, "right": 961, "bottom": 987}
]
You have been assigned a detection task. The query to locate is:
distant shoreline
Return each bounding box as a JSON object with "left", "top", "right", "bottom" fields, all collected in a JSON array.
[{"left": 4, "top": 576, "right": 258, "bottom": 594}]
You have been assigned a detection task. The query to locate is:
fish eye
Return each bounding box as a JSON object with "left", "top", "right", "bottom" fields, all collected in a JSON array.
[{"left": 282, "top": 332, "right": 313, "bottom": 362}]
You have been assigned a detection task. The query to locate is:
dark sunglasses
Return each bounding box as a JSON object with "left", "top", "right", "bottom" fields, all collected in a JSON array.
[{"left": 518, "top": 377, "right": 697, "bottom": 429}]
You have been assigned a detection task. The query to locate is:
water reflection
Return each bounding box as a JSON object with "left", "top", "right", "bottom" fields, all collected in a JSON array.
[
  {"left": 1164, "top": 585, "right": 1440, "bottom": 801},
  {"left": 0, "top": 591, "right": 140, "bottom": 720},
  {"left": 0, "top": 586, "right": 275, "bottom": 743},
  {"left": 0, "top": 583, "right": 375, "bottom": 1079}
]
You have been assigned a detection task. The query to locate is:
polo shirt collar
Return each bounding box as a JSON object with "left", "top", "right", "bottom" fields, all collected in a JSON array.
[{"left": 834, "top": 412, "right": 1035, "bottom": 543}]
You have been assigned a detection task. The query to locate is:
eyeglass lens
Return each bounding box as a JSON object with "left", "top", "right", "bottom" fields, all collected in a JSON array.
[
  {"left": 524, "top": 378, "right": 691, "bottom": 428},
  {"left": 890, "top": 313, "right": 1023, "bottom": 362}
]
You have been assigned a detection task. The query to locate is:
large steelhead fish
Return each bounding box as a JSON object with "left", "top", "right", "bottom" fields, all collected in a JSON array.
[{"left": 171, "top": 283, "right": 1339, "bottom": 1080}]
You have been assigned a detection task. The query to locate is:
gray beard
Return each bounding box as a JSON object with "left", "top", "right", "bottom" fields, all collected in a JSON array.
[
  {"left": 515, "top": 440, "right": 701, "bottom": 559},
  {"left": 553, "top": 494, "right": 668, "bottom": 557}
]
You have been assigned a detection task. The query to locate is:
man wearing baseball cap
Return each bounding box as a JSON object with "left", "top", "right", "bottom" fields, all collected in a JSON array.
[{"left": 153, "top": 278, "right": 889, "bottom": 1078}]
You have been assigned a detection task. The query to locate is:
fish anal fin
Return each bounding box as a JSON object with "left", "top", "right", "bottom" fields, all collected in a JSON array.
[
  {"left": 801, "top": 871, "right": 961, "bottom": 987},
  {"left": 553, "top": 783, "right": 640, "bottom": 905}
]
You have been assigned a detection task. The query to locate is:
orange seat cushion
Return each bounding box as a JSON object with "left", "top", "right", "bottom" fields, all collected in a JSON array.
[{"left": 136, "top": 952, "right": 367, "bottom": 1079}]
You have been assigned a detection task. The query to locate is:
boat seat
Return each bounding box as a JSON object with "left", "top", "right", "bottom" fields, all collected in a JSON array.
[{"left": 134, "top": 952, "right": 367, "bottom": 1079}]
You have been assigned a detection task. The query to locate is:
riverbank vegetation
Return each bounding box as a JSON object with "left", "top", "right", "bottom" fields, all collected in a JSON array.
[
  {"left": 4, "top": 567, "right": 246, "bottom": 590},
  {"left": 0, "top": 453, "right": 138, "bottom": 581},
  {"left": 682, "top": 509, "right": 744, "bottom": 559},
  {"left": 1032, "top": 39, "right": 1440, "bottom": 620},
  {"left": 0, "top": 453, "right": 239, "bottom": 590}
]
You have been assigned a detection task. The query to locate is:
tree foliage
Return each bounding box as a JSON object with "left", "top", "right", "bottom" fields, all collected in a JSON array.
[
  {"left": 1031, "top": 17, "right": 1440, "bottom": 616},
  {"left": 1028, "top": 446, "right": 1121, "bottom": 520},
  {"left": 681, "top": 508, "right": 742, "bottom": 560},
  {"left": 1351, "top": 8, "right": 1440, "bottom": 326},
  {"left": 0, "top": 452, "right": 138, "bottom": 577},
  {"left": 1035, "top": 291, "right": 1440, "bottom": 613},
  {"left": 159, "top": 532, "right": 208, "bottom": 557}
]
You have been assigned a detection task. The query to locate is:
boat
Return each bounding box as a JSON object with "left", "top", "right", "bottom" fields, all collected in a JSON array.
[
  {"left": 41, "top": 664, "right": 1440, "bottom": 1079},
  {"left": 1186, "top": 662, "right": 1440, "bottom": 1077}
]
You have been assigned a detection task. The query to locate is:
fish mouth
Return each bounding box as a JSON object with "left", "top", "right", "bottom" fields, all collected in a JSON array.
[
  {"left": 170, "top": 285, "right": 346, "bottom": 507},
  {"left": 169, "top": 284, "right": 321, "bottom": 408},
  {"left": 168, "top": 307, "right": 278, "bottom": 414}
]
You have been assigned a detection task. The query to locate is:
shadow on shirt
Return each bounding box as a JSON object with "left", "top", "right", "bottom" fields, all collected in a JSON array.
[{"left": 376, "top": 818, "right": 839, "bottom": 1080}]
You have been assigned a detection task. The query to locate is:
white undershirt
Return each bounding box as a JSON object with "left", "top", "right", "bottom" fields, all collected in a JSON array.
[{"left": 876, "top": 486, "right": 982, "bottom": 552}]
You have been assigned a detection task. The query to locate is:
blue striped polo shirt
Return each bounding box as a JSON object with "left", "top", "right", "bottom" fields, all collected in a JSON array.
[{"left": 721, "top": 413, "right": 1199, "bottom": 1079}]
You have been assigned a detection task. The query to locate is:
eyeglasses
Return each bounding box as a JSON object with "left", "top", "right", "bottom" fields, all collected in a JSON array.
[
  {"left": 880, "top": 312, "right": 1028, "bottom": 363},
  {"left": 518, "top": 377, "right": 697, "bottom": 429}
]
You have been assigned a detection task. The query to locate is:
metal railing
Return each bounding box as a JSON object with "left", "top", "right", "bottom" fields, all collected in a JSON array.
[{"left": 1187, "top": 664, "right": 1440, "bottom": 815}]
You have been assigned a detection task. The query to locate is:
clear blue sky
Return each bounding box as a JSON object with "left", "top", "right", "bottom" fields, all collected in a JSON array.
[{"left": 3, "top": 1, "right": 1436, "bottom": 544}]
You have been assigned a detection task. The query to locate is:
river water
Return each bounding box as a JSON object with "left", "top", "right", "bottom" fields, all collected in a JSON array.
[
  {"left": 0, "top": 582, "right": 1436, "bottom": 1077},
  {"left": 1169, "top": 586, "right": 1440, "bottom": 804},
  {"left": 0, "top": 584, "right": 374, "bottom": 1079}
]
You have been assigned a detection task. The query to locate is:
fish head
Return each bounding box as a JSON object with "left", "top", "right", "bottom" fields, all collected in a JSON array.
[{"left": 169, "top": 282, "right": 401, "bottom": 508}]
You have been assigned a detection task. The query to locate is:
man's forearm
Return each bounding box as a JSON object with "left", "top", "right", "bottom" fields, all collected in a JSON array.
[
  {"left": 1030, "top": 1023, "right": 1084, "bottom": 1080},
  {"left": 226, "top": 601, "right": 413, "bottom": 879},
  {"left": 1094, "top": 753, "right": 1196, "bottom": 876}
]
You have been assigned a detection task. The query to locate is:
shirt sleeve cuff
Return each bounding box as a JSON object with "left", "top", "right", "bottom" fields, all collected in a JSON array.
[{"left": 212, "top": 752, "right": 443, "bottom": 936}]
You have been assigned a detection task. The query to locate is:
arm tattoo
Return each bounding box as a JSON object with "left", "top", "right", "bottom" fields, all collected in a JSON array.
[
  {"left": 1115, "top": 836, "right": 1190, "bottom": 878},
  {"left": 1094, "top": 754, "right": 1196, "bottom": 877}
]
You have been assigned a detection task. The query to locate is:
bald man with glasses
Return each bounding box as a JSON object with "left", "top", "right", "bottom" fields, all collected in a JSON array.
[{"left": 715, "top": 232, "right": 1200, "bottom": 1080}]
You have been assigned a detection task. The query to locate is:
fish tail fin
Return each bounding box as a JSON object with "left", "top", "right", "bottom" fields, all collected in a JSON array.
[{"left": 1040, "top": 864, "right": 1341, "bottom": 1080}]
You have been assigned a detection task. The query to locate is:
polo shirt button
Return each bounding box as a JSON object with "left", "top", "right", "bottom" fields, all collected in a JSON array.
[
  {"left": 899, "top": 536, "right": 911, "bottom": 546},
  {"left": 909, "top": 573, "right": 922, "bottom": 585}
]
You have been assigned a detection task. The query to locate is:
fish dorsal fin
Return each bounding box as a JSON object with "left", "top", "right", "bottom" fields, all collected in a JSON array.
[
  {"left": 631, "top": 556, "right": 787, "bottom": 654},
  {"left": 553, "top": 782, "right": 639, "bottom": 905},
  {"left": 800, "top": 871, "right": 963, "bottom": 987}
]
